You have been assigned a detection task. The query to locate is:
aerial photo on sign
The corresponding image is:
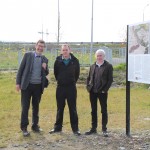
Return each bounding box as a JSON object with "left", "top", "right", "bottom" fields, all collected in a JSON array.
[{"left": 128, "top": 21, "right": 150, "bottom": 84}]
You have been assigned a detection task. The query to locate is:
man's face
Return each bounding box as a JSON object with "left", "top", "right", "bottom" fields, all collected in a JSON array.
[
  {"left": 35, "top": 42, "right": 45, "bottom": 54},
  {"left": 96, "top": 53, "right": 104, "bottom": 62},
  {"left": 61, "top": 45, "right": 70, "bottom": 58}
]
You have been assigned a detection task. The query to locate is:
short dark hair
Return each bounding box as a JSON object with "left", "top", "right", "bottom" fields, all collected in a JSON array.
[
  {"left": 36, "top": 39, "right": 45, "bottom": 46},
  {"left": 61, "top": 44, "right": 70, "bottom": 50}
]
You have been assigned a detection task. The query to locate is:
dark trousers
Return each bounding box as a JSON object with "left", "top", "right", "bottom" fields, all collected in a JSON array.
[
  {"left": 21, "top": 84, "right": 42, "bottom": 130},
  {"left": 89, "top": 91, "right": 108, "bottom": 131},
  {"left": 54, "top": 85, "right": 79, "bottom": 132}
]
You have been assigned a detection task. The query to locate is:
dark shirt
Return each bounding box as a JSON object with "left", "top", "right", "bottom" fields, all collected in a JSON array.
[{"left": 93, "top": 65, "right": 103, "bottom": 93}]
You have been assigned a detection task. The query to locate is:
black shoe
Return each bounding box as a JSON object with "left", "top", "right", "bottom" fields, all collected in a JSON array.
[
  {"left": 31, "top": 126, "right": 42, "bottom": 132},
  {"left": 102, "top": 131, "right": 108, "bottom": 137},
  {"left": 49, "top": 129, "right": 62, "bottom": 134},
  {"left": 22, "top": 129, "right": 30, "bottom": 137},
  {"left": 85, "top": 129, "right": 97, "bottom": 135},
  {"left": 73, "top": 130, "right": 81, "bottom": 136}
]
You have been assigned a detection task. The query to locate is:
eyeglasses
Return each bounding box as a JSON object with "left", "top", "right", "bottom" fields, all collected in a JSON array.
[{"left": 37, "top": 44, "right": 45, "bottom": 48}]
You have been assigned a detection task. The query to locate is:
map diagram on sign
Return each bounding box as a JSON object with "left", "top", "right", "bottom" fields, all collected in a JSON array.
[
  {"left": 128, "top": 22, "right": 150, "bottom": 84},
  {"left": 128, "top": 23, "right": 150, "bottom": 54}
]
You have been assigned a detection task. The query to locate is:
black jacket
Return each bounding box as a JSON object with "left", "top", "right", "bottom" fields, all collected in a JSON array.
[
  {"left": 54, "top": 53, "right": 80, "bottom": 86},
  {"left": 86, "top": 60, "right": 113, "bottom": 93}
]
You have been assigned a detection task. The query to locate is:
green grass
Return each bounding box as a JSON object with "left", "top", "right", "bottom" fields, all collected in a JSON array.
[
  {"left": 0, "top": 50, "right": 95, "bottom": 70},
  {"left": 0, "top": 72, "right": 149, "bottom": 148},
  {"left": 0, "top": 50, "right": 19, "bottom": 69},
  {"left": 113, "top": 63, "right": 126, "bottom": 71}
]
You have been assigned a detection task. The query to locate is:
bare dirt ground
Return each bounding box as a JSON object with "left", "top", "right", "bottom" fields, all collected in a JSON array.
[{"left": 2, "top": 130, "right": 150, "bottom": 150}]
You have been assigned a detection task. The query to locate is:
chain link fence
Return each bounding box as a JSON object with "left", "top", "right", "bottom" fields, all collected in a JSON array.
[{"left": 0, "top": 42, "right": 126, "bottom": 70}]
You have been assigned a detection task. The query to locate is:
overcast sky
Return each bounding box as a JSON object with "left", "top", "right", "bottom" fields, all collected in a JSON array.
[{"left": 0, "top": 0, "right": 150, "bottom": 42}]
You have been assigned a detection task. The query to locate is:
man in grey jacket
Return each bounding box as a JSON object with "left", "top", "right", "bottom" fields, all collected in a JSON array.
[
  {"left": 16, "top": 40, "right": 49, "bottom": 136},
  {"left": 85, "top": 49, "right": 113, "bottom": 137}
]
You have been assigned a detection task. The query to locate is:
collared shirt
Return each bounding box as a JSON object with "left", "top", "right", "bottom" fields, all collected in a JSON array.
[
  {"left": 34, "top": 52, "right": 41, "bottom": 57},
  {"left": 62, "top": 55, "right": 71, "bottom": 66},
  {"left": 62, "top": 55, "right": 71, "bottom": 60},
  {"left": 96, "top": 61, "right": 104, "bottom": 67}
]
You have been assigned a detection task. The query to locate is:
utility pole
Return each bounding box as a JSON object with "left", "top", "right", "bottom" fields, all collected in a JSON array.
[
  {"left": 46, "top": 29, "right": 49, "bottom": 42},
  {"left": 38, "top": 24, "right": 44, "bottom": 39},
  {"left": 90, "top": 0, "right": 94, "bottom": 64},
  {"left": 38, "top": 25, "right": 49, "bottom": 41},
  {"left": 45, "top": 29, "right": 49, "bottom": 51},
  {"left": 57, "top": 0, "right": 60, "bottom": 56},
  {"left": 38, "top": 25, "right": 49, "bottom": 51}
]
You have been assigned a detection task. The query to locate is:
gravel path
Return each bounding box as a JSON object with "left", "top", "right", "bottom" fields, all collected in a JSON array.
[{"left": 2, "top": 130, "right": 150, "bottom": 150}]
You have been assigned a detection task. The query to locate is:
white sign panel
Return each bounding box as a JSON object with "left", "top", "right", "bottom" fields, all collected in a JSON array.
[{"left": 128, "top": 21, "right": 150, "bottom": 84}]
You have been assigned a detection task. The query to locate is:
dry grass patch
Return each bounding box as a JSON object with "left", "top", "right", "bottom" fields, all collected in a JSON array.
[{"left": 0, "top": 72, "right": 149, "bottom": 148}]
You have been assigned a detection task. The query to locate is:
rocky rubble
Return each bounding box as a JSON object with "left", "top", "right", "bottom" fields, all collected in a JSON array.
[{"left": 2, "top": 130, "right": 150, "bottom": 150}]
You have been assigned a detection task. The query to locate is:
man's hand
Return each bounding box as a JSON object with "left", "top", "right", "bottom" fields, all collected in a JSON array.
[
  {"left": 42, "top": 63, "right": 47, "bottom": 70},
  {"left": 16, "top": 84, "right": 21, "bottom": 92}
]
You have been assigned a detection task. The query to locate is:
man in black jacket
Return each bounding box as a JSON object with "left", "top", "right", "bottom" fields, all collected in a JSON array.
[
  {"left": 16, "top": 40, "right": 49, "bottom": 136},
  {"left": 85, "top": 49, "right": 113, "bottom": 137},
  {"left": 49, "top": 44, "right": 81, "bottom": 135}
]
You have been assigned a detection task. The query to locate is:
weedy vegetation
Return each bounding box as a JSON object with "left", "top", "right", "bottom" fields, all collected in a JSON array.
[{"left": 0, "top": 71, "right": 149, "bottom": 148}]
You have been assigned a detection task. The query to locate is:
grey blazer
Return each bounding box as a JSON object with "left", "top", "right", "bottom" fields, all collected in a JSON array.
[{"left": 16, "top": 52, "right": 49, "bottom": 93}]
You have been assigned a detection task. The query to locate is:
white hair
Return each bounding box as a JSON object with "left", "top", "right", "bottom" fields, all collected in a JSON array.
[{"left": 95, "top": 49, "right": 105, "bottom": 58}]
